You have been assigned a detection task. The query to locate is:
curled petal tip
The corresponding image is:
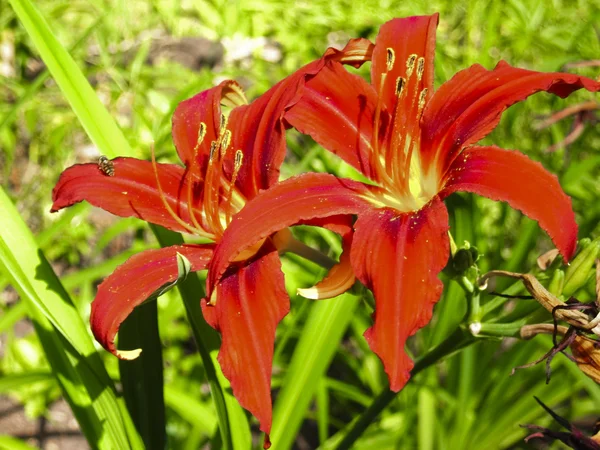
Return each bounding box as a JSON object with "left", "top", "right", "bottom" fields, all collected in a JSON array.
[
  {"left": 263, "top": 433, "right": 272, "bottom": 449},
  {"left": 296, "top": 270, "right": 355, "bottom": 300},
  {"left": 116, "top": 348, "right": 143, "bottom": 360},
  {"left": 206, "top": 289, "right": 218, "bottom": 306},
  {"left": 297, "top": 286, "right": 320, "bottom": 300},
  {"left": 91, "top": 245, "right": 212, "bottom": 360},
  {"left": 388, "top": 371, "right": 412, "bottom": 393}
]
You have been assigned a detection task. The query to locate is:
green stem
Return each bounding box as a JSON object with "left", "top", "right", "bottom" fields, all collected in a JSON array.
[
  {"left": 475, "top": 321, "right": 526, "bottom": 338},
  {"left": 455, "top": 274, "right": 481, "bottom": 325},
  {"left": 333, "top": 327, "right": 475, "bottom": 450},
  {"left": 455, "top": 276, "right": 474, "bottom": 295},
  {"left": 467, "top": 286, "right": 481, "bottom": 323},
  {"left": 284, "top": 235, "right": 336, "bottom": 269}
]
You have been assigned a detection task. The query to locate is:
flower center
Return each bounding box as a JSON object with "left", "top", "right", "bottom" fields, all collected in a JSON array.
[
  {"left": 152, "top": 114, "right": 246, "bottom": 241},
  {"left": 365, "top": 50, "right": 439, "bottom": 213},
  {"left": 201, "top": 113, "right": 246, "bottom": 239}
]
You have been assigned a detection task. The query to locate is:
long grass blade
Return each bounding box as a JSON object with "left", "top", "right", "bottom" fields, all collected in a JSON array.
[
  {"left": 270, "top": 293, "right": 360, "bottom": 449},
  {"left": 0, "top": 187, "right": 141, "bottom": 449}
]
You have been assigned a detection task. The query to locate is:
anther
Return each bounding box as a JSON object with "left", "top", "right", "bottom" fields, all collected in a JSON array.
[
  {"left": 209, "top": 141, "right": 218, "bottom": 160},
  {"left": 395, "top": 77, "right": 406, "bottom": 97},
  {"left": 386, "top": 48, "right": 395, "bottom": 72},
  {"left": 219, "top": 114, "right": 227, "bottom": 134},
  {"left": 224, "top": 150, "right": 244, "bottom": 224},
  {"left": 417, "top": 57, "right": 425, "bottom": 80},
  {"left": 197, "top": 122, "right": 207, "bottom": 145},
  {"left": 220, "top": 130, "right": 232, "bottom": 157},
  {"left": 234, "top": 149, "right": 243, "bottom": 168},
  {"left": 406, "top": 54, "right": 417, "bottom": 77},
  {"left": 418, "top": 88, "right": 428, "bottom": 110}
]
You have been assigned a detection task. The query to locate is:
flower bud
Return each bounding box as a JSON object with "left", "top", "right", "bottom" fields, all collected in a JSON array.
[
  {"left": 547, "top": 269, "right": 564, "bottom": 296},
  {"left": 452, "top": 248, "right": 474, "bottom": 273},
  {"left": 449, "top": 241, "right": 480, "bottom": 278}
]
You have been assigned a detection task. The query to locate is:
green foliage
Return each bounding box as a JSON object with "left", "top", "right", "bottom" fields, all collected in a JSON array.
[{"left": 1, "top": 0, "right": 600, "bottom": 449}]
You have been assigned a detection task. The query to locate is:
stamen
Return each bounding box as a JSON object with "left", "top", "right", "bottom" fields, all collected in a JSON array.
[
  {"left": 209, "top": 141, "right": 217, "bottom": 160},
  {"left": 220, "top": 130, "right": 232, "bottom": 157},
  {"left": 150, "top": 142, "right": 209, "bottom": 237},
  {"left": 202, "top": 143, "right": 223, "bottom": 235},
  {"left": 391, "top": 56, "right": 423, "bottom": 190},
  {"left": 386, "top": 48, "right": 395, "bottom": 72},
  {"left": 371, "top": 74, "right": 396, "bottom": 189},
  {"left": 406, "top": 54, "right": 417, "bottom": 78},
  {"left": 418, "top": 88, "right": 428, "bottom": 111},
  {"left": 401, "top": 89, "right": 429, "bottom": 191},
  {"left": 395, "top": 77, "right": 406, "bottom": 97},
  {"left": 192, "top": 122, "right": 206, "bottom": 166},
  {"left": 224, "top": 150, "right": 244, "bottom": 224},
  {"left": 197, "top": 122, "right": 207, "bottom": 147},
  {"left": 235, "top": 149, "right": 243, "bottom": 167},
  {"left": 219, "top": 114, "right": 228, "bottom": 135},
  {"left": 416, "top": 57, "right": 425, "bottom": 81},
  {"left": 185, "top": 149, "right": 206, "bottom": 233},
  {"left": 385, "top": 79, "right": 407, "bottom": 178}
]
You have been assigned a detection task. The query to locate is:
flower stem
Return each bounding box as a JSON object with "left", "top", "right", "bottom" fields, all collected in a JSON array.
[
  {"left": 467, "top": 285, "right": 481, "bottom": 324},
  {"left": 475, "top": 321, "right": 527, "bottom": 338},
  {"left": 286, "top": 237, "right": 336, "bottom": 269},
  {"left": 273, "top": 229, "right": 337, "bottom": 269}
]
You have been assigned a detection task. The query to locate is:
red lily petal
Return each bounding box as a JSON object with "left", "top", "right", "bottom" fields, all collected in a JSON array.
[
  {"left": 300, "top": 214, "right": 354, "bottom": 238},
  {"left": 201, "top": 248, "right": 289, "bottom": 434},
  {"left": 91, "top": 244, "right": 213, "bottom": 358},
  {"left": 229, "top": 39, "right": 375, "bottom": 198},
  {"left": 421, "top": 61, "right": 600, "bottom": 173},
  {"left": 297, "top": 215, "right": 355, "bottom": 299},
  {"left": 51, "top": 158, "right": 204, "bottom": 235},
  {"left": 371, "top": 14, "right": 438, "bottom": 112},
  {"left": 440, "top": 146, "right": 577, "bottom": 261},
  {"left": 285, "top": 62, "right": 379, "bottom": 180},
  {"left": 207, "top": 173, "right": 373, "bottom": 298},
  {"left": 351, "top": 198, "right": 450, "bottom": 391},
  {"left": 172, "top": 80, "right": 245, "bottom": 170}
]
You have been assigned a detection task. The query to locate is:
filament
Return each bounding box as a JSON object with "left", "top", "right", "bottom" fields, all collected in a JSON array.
[
  {"left": 224, "top": 150, "right": 243, "bottom": 224},
  {"left": 151, "top": 142, "right": 211, "bottom": 238}
]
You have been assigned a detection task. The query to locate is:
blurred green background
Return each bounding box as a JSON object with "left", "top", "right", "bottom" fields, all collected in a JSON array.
[{"left": 1, "top": 0, "right": 600, "bottom": 448}]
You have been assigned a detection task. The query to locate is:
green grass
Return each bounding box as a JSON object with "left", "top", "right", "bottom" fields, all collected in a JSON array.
[{"left": 1, "top": 0, "right": 600, "bottom": 449}]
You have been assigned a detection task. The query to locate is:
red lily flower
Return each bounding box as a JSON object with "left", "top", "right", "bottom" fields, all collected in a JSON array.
[
  {"left": 206, "top": 14, "right": 600, "bottom": 393},
  {"left": 50, "top": 38, "right": 373, "bottom": 435}
]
